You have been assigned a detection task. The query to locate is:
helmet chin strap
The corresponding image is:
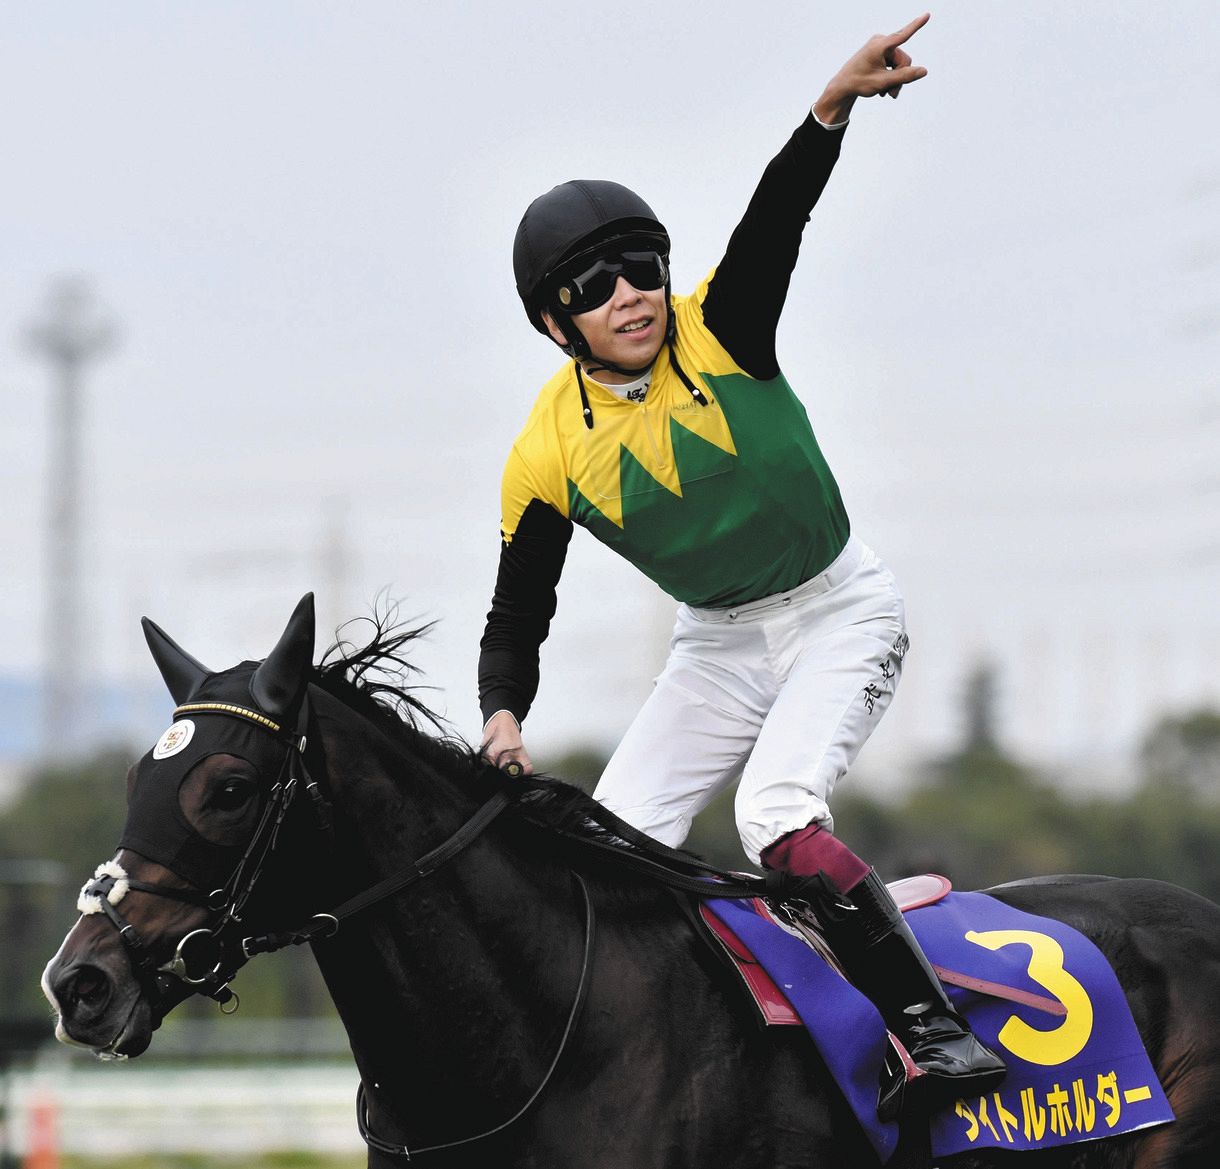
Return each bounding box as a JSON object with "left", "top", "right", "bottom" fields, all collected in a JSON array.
[{"left": 565, "top": 298, "right": 708, "bottom": 431}]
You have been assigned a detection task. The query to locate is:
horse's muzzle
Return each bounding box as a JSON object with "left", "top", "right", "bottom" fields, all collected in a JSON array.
[{"left": 42, "top": 922, "right": 156, "bottom": 1058}]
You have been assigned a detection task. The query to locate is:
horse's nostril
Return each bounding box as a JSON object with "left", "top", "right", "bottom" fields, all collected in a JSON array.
[{"left": 66, "top": 965, "right": 112, "bottom": 1012}]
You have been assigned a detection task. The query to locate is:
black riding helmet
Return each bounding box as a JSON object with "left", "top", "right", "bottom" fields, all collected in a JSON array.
[{"left": 513, "top": 179, "right": 674, "bottom": 376}]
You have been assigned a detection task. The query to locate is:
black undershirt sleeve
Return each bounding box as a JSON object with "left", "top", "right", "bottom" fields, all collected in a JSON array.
[
  {"left": 701, "top": 113, "right": 846, "bottom": 380},
  {"left": 478, "top": 498, "right": 574, "bottom": 727}
]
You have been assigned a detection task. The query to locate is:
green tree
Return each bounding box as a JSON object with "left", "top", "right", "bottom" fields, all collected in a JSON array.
[
  {"left": 1139, "top": 708, "right": 1220, "bottom": 801},
  {"left": 860, "top": 660, "right": 1078, "bottom": 886},
  {"left": 1118, "top": 708, "right": 1220, "bottom": 900}
]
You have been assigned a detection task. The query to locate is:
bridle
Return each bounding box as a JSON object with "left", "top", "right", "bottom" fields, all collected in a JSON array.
[
  {"left": 77, "top": 697, "right": 329, "bottom": 1023},
  {"left": 75, "top": 693, "right": 599, "bottom": 1158}
]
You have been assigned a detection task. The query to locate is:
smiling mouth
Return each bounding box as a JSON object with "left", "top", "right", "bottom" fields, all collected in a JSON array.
[{"left": 617, "top": 318, "right": 652, "bottom": 334}]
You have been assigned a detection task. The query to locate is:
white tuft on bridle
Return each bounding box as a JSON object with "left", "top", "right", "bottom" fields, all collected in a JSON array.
[{"left": 77, "top": 859, "right": 130, "bottom": 914}]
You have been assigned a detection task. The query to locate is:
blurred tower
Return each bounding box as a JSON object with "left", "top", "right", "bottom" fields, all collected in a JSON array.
[
  {"left": 26, "top": 278, "right": 117, "bottom": 759},
  {"left": 961, "top": 659, "right": 1001, "bottom": 753}
]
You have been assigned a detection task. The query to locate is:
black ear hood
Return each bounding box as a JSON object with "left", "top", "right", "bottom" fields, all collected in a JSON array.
[
  {"left": 513, "top": 179, "right": 669, "bottom": 333},
  {"left": 249, "top": 593, "right": 315, "bottom": 721},
  {"left": 123, "top": 594, "right": 318, "bottom": 889},
  {"left": 143, "top": 618, "right": 213, "bottom": 705},
  {"left": 119, "top": 671, "right": 291, "bottom": 891},
  {"left": 142, "top": 593, "right": 316, "bottom": 723}
]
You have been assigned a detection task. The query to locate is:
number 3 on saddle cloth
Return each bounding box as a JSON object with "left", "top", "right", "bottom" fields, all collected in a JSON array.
[{"left": 700, "top": 876, "right": 1174, "bottom": 1163}]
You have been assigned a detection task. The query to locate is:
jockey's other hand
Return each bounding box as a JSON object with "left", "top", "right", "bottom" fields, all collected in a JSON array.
[{"left": 481, "top": 709, "right": 534, "bottom": 776}]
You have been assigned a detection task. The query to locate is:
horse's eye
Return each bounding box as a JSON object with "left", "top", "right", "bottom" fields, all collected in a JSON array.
[{"left": 212, "top": 777, "right": 257, "bottom": 813}]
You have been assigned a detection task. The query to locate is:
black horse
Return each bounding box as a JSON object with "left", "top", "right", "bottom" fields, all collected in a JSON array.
[{"left": 43, "top": 596, "right": 1220, "bottom": 1168}]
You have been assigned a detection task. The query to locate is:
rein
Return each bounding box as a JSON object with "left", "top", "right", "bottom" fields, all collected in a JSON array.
[
  {"left": 356, "top": 872, "right": 596, "bottom": 1161},
  {"left": 82, "top": 696, "right": 594, "bottom": 1156},
  {"left": 240, "top": 787, "right": 516, "bottom": 958},
  {"left": 240, "top": 781, "right": 605, "bottom": 1161}
]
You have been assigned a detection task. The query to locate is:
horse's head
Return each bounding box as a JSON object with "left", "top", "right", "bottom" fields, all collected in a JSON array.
[{"left": 43, "top": 594, "right": 319, "bottom": 1058}]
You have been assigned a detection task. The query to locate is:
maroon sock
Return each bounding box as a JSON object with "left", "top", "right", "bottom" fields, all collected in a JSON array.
[{"left": 760, "top": 823, "right": 871, "bottom": 894}]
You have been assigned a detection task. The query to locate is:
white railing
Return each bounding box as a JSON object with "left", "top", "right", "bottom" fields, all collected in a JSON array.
[{"left": 5, "top": 1020, "right": 365, "bottom": 1157}]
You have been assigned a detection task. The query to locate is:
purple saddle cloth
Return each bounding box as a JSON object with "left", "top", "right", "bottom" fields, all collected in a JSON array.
[{"left": 706, "top": 889, "right": 1173, "bottom": 1162}]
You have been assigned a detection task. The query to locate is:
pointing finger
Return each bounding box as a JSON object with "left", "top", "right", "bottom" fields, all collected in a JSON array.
[{"left": 888, "top": 12, "right": 930, "bottom": 48}]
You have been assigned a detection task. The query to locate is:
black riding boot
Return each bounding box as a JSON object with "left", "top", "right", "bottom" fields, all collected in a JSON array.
[{"left": 816, "top": 870, "right": 1006, "bottom": 1115}]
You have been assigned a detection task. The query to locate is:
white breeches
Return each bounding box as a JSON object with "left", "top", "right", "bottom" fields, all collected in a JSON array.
[{"left": 593, "top": 536, "right": 908, "bottom": 864}]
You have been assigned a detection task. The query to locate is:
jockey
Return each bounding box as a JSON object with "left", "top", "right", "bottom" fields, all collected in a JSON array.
[{"left": 478, "top": 14, "right": 1005, "bottom": 1112}]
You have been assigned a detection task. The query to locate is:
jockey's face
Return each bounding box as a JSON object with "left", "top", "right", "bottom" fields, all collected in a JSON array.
[{"left": 543, "top": 275, "right": 668, "bottom": 383}]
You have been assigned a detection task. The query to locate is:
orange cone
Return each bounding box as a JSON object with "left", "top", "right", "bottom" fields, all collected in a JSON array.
[{"left": 23, "top": 1090, "right": 59, "bottom": 1169}]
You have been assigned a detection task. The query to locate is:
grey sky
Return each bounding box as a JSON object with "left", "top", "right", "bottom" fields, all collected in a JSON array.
[{"left": 2, "top": 2, "right": 1217, "bottom": 780}]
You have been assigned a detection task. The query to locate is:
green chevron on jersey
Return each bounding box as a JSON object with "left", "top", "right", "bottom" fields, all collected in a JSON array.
[{"left": 568, "top": 370, "right": 849, "bottom": 607}]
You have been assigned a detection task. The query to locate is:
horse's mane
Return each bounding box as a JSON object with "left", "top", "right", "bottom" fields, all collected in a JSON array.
[
  {"left": 314, "top": 612, "right": 452, "bottom": 740},
  {"left": 310, "top": 612, "right": 680, "bottom": 867}
]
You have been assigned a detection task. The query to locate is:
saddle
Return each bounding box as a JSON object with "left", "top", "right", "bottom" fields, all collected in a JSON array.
[
  {"left": 695, "top": 875, "right": 1173, "bottom": 1162},
  {"left": 700, "top": 874, "right": 957, "bottom": 1027}
]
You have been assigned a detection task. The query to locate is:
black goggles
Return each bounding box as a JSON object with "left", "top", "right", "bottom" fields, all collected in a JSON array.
[{"left": 551, "top": 250, "right": 669, "bottom": 315}]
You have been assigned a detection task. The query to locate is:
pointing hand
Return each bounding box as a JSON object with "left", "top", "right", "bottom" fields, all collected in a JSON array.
[{"left": 814, "top": 13, "right": 931, "bottom": 125}]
